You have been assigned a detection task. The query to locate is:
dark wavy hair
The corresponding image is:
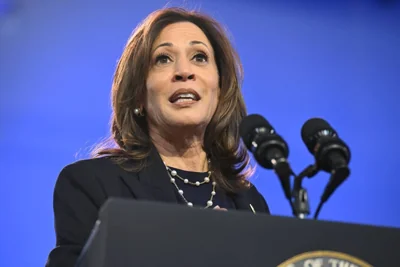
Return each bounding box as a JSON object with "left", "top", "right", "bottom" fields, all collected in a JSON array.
[{"left": 92, "top": 7, "right": 254, "bottom": 193}]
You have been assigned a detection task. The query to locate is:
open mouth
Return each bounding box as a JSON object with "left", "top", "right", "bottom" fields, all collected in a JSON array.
[{"left": 169, "top": 89, "right": 201, "bottom": 104}]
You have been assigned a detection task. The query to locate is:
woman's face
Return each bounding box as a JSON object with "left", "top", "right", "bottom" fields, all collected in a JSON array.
[{"left": 145, "top": 22, "right": 219, "bottom": 134}]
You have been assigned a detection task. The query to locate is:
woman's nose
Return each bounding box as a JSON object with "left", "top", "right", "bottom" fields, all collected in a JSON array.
[
  {"left": 172, "top": 60, "right": 196, "bottom": 82},
  {"left": 173, "top": 72, "right": 195, "bottom": 81}
]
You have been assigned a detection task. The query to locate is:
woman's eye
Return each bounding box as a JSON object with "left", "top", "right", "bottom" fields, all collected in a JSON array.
[
  {"left": 193, "top": 53, "right": 208, "bottom": 63},
  {"left": 155, "top": 54, "right": 171, "bottom": 64}
]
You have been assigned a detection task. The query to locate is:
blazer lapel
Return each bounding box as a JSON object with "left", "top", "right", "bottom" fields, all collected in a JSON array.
[
  {"left": 118, "top": 145, "right": 179, "bottom": 204},
  {"left": 137, "top": 146, "right": 180, "bottom": 203}
]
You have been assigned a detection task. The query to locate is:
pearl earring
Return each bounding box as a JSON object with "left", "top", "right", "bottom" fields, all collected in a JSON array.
[{"left": 134, "top": 108, "right": 143, "bottom": 117}]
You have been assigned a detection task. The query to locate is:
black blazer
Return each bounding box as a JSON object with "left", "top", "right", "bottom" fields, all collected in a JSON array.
[{"left": 45, "top": 147, "right": 270, "bottom": 267}]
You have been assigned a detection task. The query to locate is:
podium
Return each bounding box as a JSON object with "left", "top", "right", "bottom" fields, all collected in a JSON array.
[{"left": 77, "top": 198, "right": 399, "bottom": 267}]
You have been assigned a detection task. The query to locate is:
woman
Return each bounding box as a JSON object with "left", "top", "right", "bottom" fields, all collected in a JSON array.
[{"left": 46, "top": 7, "right": 270, "bottom": 267}]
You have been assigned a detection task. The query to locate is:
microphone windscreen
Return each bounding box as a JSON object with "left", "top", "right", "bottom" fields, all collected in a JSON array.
[
  {"left": 301, "top": 118, "right": 335, "bottom": 153},
  {"left": 239, "top": 114, "right": 272, "bottom": 149}
]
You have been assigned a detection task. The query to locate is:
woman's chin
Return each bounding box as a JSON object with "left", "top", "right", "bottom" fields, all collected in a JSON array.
[{"left": 167, "top": 117, "right": 208, "bottom": 129}]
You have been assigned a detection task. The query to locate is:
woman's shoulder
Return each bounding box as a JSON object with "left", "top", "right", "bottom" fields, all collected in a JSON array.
[
  {"left": 60, "top": 157, "right": 118, "bottom": 175},
  {"left": 53, "top": 157, "right": 137, "bottom": 208},
  {"left": 55, "top": 157, "right": 128, "bottom": 191}
]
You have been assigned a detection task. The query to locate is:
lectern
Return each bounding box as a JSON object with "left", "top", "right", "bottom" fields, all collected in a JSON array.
[{"left": 77, "top": 198, "right": 399, "bottom": 267}]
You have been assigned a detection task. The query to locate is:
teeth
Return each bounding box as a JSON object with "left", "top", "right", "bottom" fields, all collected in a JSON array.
[
  {"left": 176, "top": 98, "right": 195, "bottom": 103},
  {"left": 170, "top": 92, "right": 199, "bottom": 103},
  {"left": 177, "top": 93, "right": 196, "bottom": 100}
]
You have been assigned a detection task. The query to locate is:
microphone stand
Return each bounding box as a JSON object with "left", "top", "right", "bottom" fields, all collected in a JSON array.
[
  {"left": 293, "top": 188, "right": 310, "bottom": 219},
  {"left": 292, "top": 165, "right": 319, "bottom": 219}
]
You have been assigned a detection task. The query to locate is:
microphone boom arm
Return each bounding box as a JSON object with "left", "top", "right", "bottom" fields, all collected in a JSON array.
[{"left": 292, "top": 164, "right": 319, "bottom": 219}]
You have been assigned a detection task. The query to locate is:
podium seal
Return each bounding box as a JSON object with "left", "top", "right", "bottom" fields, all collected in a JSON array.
[{"left": 277, "top": 250, "right": 373, "bottom": 267}]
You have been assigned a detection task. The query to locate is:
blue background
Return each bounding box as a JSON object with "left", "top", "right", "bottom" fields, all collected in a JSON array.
[{"left": 1, "top": 0, "right": 399, "bottom": 266}]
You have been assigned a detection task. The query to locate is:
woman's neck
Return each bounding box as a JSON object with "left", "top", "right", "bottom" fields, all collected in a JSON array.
[{"left": 149, "top": 127, "right": 208, "bottom": 172}]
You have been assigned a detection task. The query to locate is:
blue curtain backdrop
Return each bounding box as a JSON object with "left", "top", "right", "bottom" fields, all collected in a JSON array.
[{"left": 1, "top": 0, "right": 399, "bottom": 266}]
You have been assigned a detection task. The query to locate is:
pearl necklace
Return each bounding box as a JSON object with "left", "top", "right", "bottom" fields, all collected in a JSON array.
[{"left": 164, "top": 164, "right": 216, "bottom": 208}]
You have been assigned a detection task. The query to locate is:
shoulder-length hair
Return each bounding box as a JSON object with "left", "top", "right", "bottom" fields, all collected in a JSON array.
[{"left": 92, "top": 7, "right": 253, "bottom": 193}]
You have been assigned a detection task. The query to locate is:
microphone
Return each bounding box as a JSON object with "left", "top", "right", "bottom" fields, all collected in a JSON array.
[
  {"left": 301, "top": 118, "right": 351, "bottom": 177},
  {"left": 239, "top": 114, "right": 294, "bottom": 207},
  {"left": 301, "top": 118, "right": 351, "bottom": 219}
]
